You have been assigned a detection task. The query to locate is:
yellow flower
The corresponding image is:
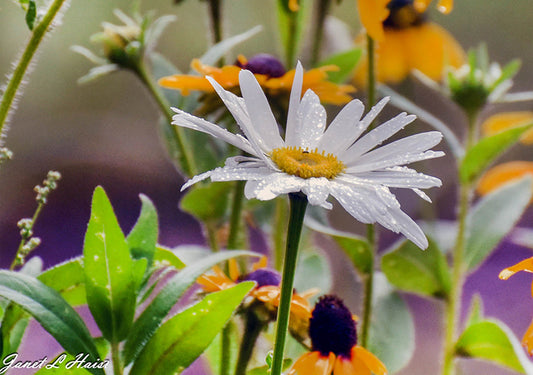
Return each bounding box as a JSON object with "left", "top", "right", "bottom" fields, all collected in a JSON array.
[
  {"left": 499, "top": 257, "right": 533, "bottom": 355},
  {"left": 357, "top": 0, "right": 391, "bottom": 42},
  {"left": 159, "top": 54, "right": 355, "bottom": 105},
  {"left": 354, "top": 0, "right": 464, "bottom": 86},
  {"left": 289, "top": 295, "right": 387, "bottom": 375},
  {"left": 482, "top": 112, "right": 533, "bottom": 145},
  {"left": 477, "top": 161, "right": 533, "bottom": 197},
  {"left": 289, "top": 0, "right": 299, "bottom": 11}
]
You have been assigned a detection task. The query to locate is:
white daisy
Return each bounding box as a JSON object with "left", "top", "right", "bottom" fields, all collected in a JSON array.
[{"left": 172, "top": 62, "right": 443, "bottom": 249}]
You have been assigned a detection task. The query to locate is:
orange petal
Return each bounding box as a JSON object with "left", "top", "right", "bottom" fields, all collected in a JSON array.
[
  {"left": 477, "top": 161, "right": 533, "bottom": 197},
  {"left": 252, "top": 256, "right": 268, "bottom": 271},
  {"left": 375, "top": 29, "right": 411, "bottom": 84},
  {"left": 482, "top": 112, "right": 533, "bottom": 144},
  {"left": 523, "top": 319, "right": 533, "bottom": 356},
  {"left": 352, "top": 346, "right": 388, "bottom": 375},
  {"left": 290, "top": 352, "right": 335, "bottom": 375},
  {"left": 289, "top": 0, "right": 299, "bottom": 12},
  {"left": 499, "top": 257, "right": 533, "bottom": 280},
  {"left": 229, "top": 258, "right": 240, "bottom": 281},
  {"left": 357, "top": 0, "right": 390, "bottom": 42},
  {"left": 335, "top": 355, "right": 371, "bottom": 375}
]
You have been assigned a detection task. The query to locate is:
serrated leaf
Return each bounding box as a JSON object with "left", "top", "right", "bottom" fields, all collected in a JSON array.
[
  {"left": 381, "top": 239, "right": 451, "bottom": 299},
  {"left": 0, "top": 271, "right": 103, "bottom": 375},
  {"left": 460, "top": 122, "right": 533, "bottom": 183},
  {"left": 465, "top": 177, "right": 532, "bottom": 271},
  {"left": 200, "top": 25, "right": 263, "bottom": 66},
  {"left": 317, "top": 48, "right": 362, "bottom": 83},
  {"left": 123, "top": 250, "right": 260, "bottom": 365},
  {"left": 153, "top": 245, "right": 186, "bottom": 270},
  {"left": 127, "top": 194, "right": 158, "bottom": 273},
  {"left": 368, "top": 274, "right": 415, "bottom": 373},
  {"left": 38, "top": 257, "right": 86, "bottom": 306},
  {"left": 456, "top": 319, "right": 526, "bottom": 373},
  {"left": 83, "top": 186, "right": 136, "bottom": 342},
  {"left": 180, "top": 182, "right": 232, "bottom": 223},
  {"left": 129, "top": 282, "right": 254, "bottom": 375},
  {"left": 305, "top": 218, "right": 372, "bottom": 276}
]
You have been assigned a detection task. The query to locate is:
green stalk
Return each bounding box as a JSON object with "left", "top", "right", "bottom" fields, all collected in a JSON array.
[
  {"left": 111, "top": 341, "right": 122, "bottom": 375},
  {"left": 441, "top": 112, "right": 478, "bottom": 375},
  {"left": 360, "top": 34, "right": 377, "bottom": 348},
  {"left": 220, "top": 325, "right": 231, "bottom": 375},
  {"left": 310, "top": 0, "right": 332, "bottom": 66},
  {"left": 227, "top": 180, "right": 246, "bottom": 250},
  {"left": 0, "top": 0, "right": 68, "bottom": 143},
  {"left": 10, "top": 202, "right": 44, "bottom": 271},
  {"left": 273, "top": 197, "right": 288, "bottom": 271},
  {"left": 234, "top": 312, "right": 265, "bottom": 375},
  {"left": 270, "top": 193, "right": 308, "bottom": 375},
  {"left": 207, "top": 0, "right": 223, "bottom": 44},
  {"left": 134, "top": 62, "right": 197, "bottom": 177}
]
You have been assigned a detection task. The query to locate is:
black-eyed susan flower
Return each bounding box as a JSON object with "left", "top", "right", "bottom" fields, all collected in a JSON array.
[
  {"left": 477, "top": 162, "right": 533, "bottom": 197},
  {"left": 173, "top": 62, "right": 443, "bottom": 249},
  {"left": 499, "top": 258, "right": 533, "bottom": 354},
  {"left": 482, "top": 112, "right": 533, "bottom": 145},
  {"left": 159, "top": 54, "right": 355, "bottom": 106},
  {"left": 354, "top": 0, "right": 464, "bottom": 86},
  {"left": 289, "top": 295, "right": 387, "bottom": 375}
]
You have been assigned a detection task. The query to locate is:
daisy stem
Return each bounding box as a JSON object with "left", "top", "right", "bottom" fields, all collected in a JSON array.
[
  {"left": 235, "top": 312, "right": 265, "bottom": 375},
  {"left": 360, "top": 224, "right": 375, "bottom": 348},
  {"left": 134, "top": 62, "right": 197, "bottom": 178},
  {"left": 271, "top": 193, "right": 308, "bottom": 375},
  {"left": 366, "top": 34, "right": 377, "bottom": 111},
  {"left": 0, "top": 0, "right": 68, "bottom": 144},
  {"left": 207, "top": 0, "right": 223, "bottom": 44},
  {"left": 273, "top": 197, "right": 289, "bottom": 271},
  {"left": 310, "top": 0, "right": 332, "bottom": 66}
]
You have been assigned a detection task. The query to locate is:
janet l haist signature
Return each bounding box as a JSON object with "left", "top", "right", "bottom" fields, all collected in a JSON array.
[{"left": 0, "top": 352, "right": 110, "bottom": 373}]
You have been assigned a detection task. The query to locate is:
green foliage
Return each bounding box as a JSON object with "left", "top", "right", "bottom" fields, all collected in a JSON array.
[
  {"left": 317, "top": 48, "right": 362, "bottom": 84},
  {"left": 0, "top": 271, "right": 103, "bottom": 375},
  {"left": 294, "top": 250, "right": 331, "bottom": 300},
  {"left": 459, "top": 121, "right": 533, "bottom": 183},
  {"left": 180, "top": 182, "right": 232, "bottom": 223},
  {"left": 83, "top": 186, "right": 138, "bottom": 343},
  {"left": 381, "top": 239, "right": 451, "bottom": 299},
  {"left": 25, "top": 0, "right": 36, "bottom": 30},
  {"left": 38, "top": 258, "right": 86, "bottom": 306},
  {"left": 123, "top": 250, "right": 260, "bottom": 365},
  {"left": 129, "top": 282, "right": 255, "bottom": 375},
  {"left": 204, "top": 322, "right": 239, "bottom": 375},
  {"left": 153, "top": 245, "right": 186, "bottom": 269},
  {"left": 368, "top": 274, "right": 415, "bottom": 373},
  {"left": 126, "top": 194, "right": 159, "bottom": 273},
  {"left": 465, "top": 177, "right": 532, "bottom": 271},
  {"left": 0, "top": 304, "right": 28, "bottom": 361},
  {"left": 277, "top": 0, "right": 308, "bottom": 67}
]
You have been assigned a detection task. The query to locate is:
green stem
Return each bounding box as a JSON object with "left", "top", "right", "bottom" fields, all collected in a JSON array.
[
  {"left": 207, "top": 0, "right": 223, "bottom": 44},
  {"left": 134, "top": 62, "right": 197, "bottom": 177},
  {"left": 0, "top": 0, "right": 68, "bottom": 144},
  {"left": 271, "top": 193, "right": 308, "bottom": 375},
  {"left": 273, "top": 197, "right": 288, "bottom": 271},
  {"left": 360, "top": 224, "right": 375, "bottom": 348},
  {"left": 220, "top": 325, "right": 231, "bottom": 375},
  {"left": 279, "top": 0, "right": 300, "bottom": 69},
  {"left": 10, "top": 202, "right": 44, "bottom": 271},
  {"left": 111, "top": 341, "right": 122, "bottom": 375},
  {"left": 310, "top": 0, "right": 332, "bottom": 66},
  {"left": 235, "top": 312, "right": 264, "bottom": 375},
  {"left": 366, "top": 34, "right": 376, "bottom": 111},
  {"left": 206, "top": 223, "right": 220, "bottom": 251},
  {"left": 227, "top": 181, "right": 246, "bottom": 250},
  {"left": 442, "top": 113, "right": 478, "bottom": 375}
]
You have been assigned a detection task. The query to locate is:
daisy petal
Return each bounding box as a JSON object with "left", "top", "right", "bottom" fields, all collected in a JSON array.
[
  {"left": 318, "top": 99, "right": 365, "bottom": 154},
  {"left": 171, "top": 108, "right": 256, "bottom": 156},
  {"left": 286, "top": 62, "right": 304, "bottom": 146},
  {"left": 302, "top": 178, "right": 333, "bottom": 209},
  {"left": 349, "top": 167, "right": 442, "bottom": 189},
  {"left": 345, "top": 150, "right": 445, "bottom": 174},
  {"left": 341, "top": 113, "right": 416, "bottom": 164},
  {"left": 290, "top": 90, "right": 327, "bottom": 149},
  {"left": 359, "top": 97, "right": 390, "bottom": 131},
  {"left": 239, "top": 69, "right": 285, "bottom": 150},
  {"left": 244, "top": 173, "right": 307, "bottom": 201}
]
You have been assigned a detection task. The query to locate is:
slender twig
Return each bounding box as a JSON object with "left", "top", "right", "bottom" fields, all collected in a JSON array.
[
  {"left": 0, "top": 0, "right": 69, "bottom": 144},
  {"left": 271, "top": 193, "right": 308, "bottom": 375},
  {"left": 234, "top": 311, "right": 264, "bottom": 375},
  {"left": 310, "top": 0, "right": 332, "bottom": 66}
]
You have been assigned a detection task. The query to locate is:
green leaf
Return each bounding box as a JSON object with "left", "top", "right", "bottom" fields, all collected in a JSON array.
[
  {"left": 368, "top": 274, "right": 415, "bottom": 373},
  {"left": 465, "top": 294, "right": 484, "bottom": 328},
  {"left": 277, "top": 0, "right": 308, "bottom": 67},
  {"left": 247, "top": 359, "right": 292, "bottom": 375},
  {"left": 490, "top": 59, "right": 521, "bottom": 92},
  {"left": 180, "top": 182, "right": 232, "bottom": 223},
  {"left": 25, "top": 0, "right": 36, "bottom": 30},
  {"left": 153, "top": 245, "right": 186, "bottom": 270},
  {"left": 83, "top": 186, "right": 136, "bottom": 342},
  {"left": 0, "top": 271, "right": 104, "bottom": 375},
  {"left": 381, "top": 239, "right": 451, "bottom": 299},
  {"left": 204, "top": 321, "right": 239, "bottom": 375},
  {"left": 305, "top": 218, "right": 372, "bottom": 276},
  {"left": 200, "top": 25, "right": 263, "bottom": 66},
  {"left": 129, "top": 282, "right": 255, "bottom": 375},
  {"left": 317, "top": 48, "right": 362, "bottom": 83},
  {"left": 456, "top": 319, "right": 526, "bottom": 373},
  {"left": 465, "top": 177, "right": 532, "bottom": 271},
  {"left": 459, "top": 121, "right": 533, "bottom": 183},
  {"left": 127, "top": 194, "right": 159, "bottom": 273},
  {"left": 294, "top": 250, "right": 331, "bottom": 301},
  {"left": 38, "top": 257, "right": 86, "bottom": 306},
  {"left": 1, "top": 304, "right": 28, "bottom": 360},
  {"left": 123, "top": 250, "right": 260, "bottom": 365}
]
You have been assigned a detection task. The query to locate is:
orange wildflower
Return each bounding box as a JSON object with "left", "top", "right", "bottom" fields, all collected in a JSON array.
[
  {"left": 477, "top": 162, "right": 533, "bottom": 197},
  {"left": 482, "top": 112, "right": 533, "bottom": 145}
]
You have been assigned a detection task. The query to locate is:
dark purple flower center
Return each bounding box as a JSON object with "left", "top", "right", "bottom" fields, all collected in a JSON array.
[
  {"left": 235, "top": 54, "right": 286, "bottom": 78},
  {"left": 383, "top": 0, "right": 426, "bottom": 29},
  {"left": 239, "top": 268, "right": 281, "bottom": 288},
  {"left": 309, "top": 295, "right": 357, "bottom": 358}
]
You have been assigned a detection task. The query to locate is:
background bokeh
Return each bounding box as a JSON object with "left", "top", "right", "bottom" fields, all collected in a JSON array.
[{"left": 1, "top": 0, "right": 533, "bottom": 374}]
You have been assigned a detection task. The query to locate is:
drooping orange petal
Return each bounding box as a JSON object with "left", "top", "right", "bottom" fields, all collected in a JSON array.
[
  {"left": 357, "top": 0, "right": 390, "bottom": 42},
  {"left": 375, "top": 29, "right": 411, "bottom": 84},
  {"left": 228, "top": 258, "right": 240, "bottom": 281},
  {"left": 477, "top": 161, "right": 533, "bottom": 197},
  {"left": 290, "top": 352, "right": 335, "bottom": 375},
  {"left": 482, "top": 112, "right": 533, "bottom": 144},
  {"left": 335, "top": 355, "right": 371, "bottom": 375},
  {"left": 523, "top": 319, "right": 533, "bottom": 356},
  {"left": 499, "top": 257, "right": 533, "bottom": 280},
  {"left": 252, "top": 256, "right": 268, "bottom": 271},
  {"left": 352, "top": 346, "right": 388, "bottom": 375}
]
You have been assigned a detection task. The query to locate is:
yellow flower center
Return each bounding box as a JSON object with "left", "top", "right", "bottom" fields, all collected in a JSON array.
[{"left": 270, "top": 147, "right": 345, "bottom": 179}]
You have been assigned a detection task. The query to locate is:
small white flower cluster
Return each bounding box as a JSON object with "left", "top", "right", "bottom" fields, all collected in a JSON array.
[{"left": 35, "top": 170, "right": 61, "bottom": 204}]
